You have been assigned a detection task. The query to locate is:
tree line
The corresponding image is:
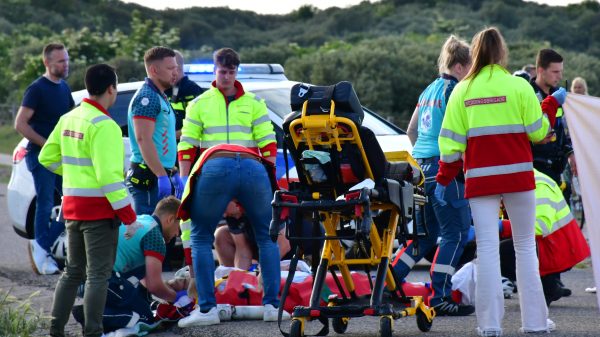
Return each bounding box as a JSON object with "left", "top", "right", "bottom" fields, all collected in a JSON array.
[{"left": 1, "top": 0, "right": 599, "bottom": 126}]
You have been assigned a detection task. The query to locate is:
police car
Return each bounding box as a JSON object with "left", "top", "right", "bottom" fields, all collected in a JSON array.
[{"left": 7, "top": 64, "right": 412, "bottom": 257}]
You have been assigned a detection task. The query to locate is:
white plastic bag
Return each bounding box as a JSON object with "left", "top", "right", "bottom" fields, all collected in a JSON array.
[{"left": 451, "top": 261, "right": 477, "bottom": 306}]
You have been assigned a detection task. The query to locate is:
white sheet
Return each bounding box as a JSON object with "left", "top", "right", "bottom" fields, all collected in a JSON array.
[{"left": 563, "top": 93, "right": 600, "bottom": 310}]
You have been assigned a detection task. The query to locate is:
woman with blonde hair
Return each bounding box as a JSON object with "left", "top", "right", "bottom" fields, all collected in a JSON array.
[
  {"left": 400, "top": 35, "right": 474, "bottom": 316},
  {"left": 435, "top": 27, "right": 565, "bottom": 336},
  {"left": 571, "top": 76, "right": 588, "bottom": 95}
]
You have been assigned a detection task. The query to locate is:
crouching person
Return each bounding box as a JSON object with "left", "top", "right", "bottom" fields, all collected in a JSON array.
[{"left": 88, "top": 196, "right": 182, "bottom": 332}]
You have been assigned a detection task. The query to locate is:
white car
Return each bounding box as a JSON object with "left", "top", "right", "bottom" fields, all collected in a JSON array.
[{"left": 7, "top": 63, "right": 412, "bottom": 240}]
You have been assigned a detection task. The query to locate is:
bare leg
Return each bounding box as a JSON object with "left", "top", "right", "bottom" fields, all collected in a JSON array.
[
  {"left": 232, "top": 233, "right": 253, "bottom": 270},
  {"left": 214, "top": 226, "right": 235, "bottom": 267}
]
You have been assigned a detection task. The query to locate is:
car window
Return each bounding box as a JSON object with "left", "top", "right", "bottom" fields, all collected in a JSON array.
[
  {"left": 254, "top": 88, "right": 402, "bottom": 136},
  {"left": 108, "top": 91, "right": 135, "bottom": 136}
]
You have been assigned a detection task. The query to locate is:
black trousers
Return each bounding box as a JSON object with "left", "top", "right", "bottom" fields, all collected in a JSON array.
[{"left": 499, "top": 238, "right": 563, "bottom": 296}]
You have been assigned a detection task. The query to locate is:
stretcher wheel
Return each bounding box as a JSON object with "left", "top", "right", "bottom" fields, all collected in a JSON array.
[
  {"left": 290, "top": 319, "right": 304, "bottom": 337},
  {"left": 332, "top": 317, "right": 349, "bottom": 333},
  {"left": 379, "top": 316, "right": 393, "bottom": 337},
  {"left": 416, "top": 309, "right": 432, "bottom": 332}
]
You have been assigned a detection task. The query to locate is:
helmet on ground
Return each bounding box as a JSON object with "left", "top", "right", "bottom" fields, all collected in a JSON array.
[{"left": 51, "top": 231, "right": 68, "bottom": 260}]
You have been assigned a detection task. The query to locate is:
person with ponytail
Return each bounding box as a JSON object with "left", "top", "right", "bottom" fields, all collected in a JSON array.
[
  {"left": 436, "top": 27, "right": 562, "bottom": 336},
  {"left": 396, "top": 35, "right": 473, "bottom": 316}
]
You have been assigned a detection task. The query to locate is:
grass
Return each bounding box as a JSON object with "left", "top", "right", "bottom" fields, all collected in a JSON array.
[
  {"left": 0, "top": 288, "right": 49, "bottom": 337},
  {"left": 0, "top": 164, "right": 10, "bottom": 184},
  {"left": 0, "top": 124, "right": 21, "bottom": 155}
]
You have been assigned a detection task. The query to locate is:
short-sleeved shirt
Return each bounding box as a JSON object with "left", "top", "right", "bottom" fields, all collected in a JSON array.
[
  {"left": 412, "top": 74, "right": 457, "bottom": 159},
  {"left": 21, "top": 76, "right": 74, "bottom": 151},
  {"left": 128, "top": 78, "right": 177, "bottom": 169},
  {"left": 113, "top": 214, "right": 166, "bottom": 280}
]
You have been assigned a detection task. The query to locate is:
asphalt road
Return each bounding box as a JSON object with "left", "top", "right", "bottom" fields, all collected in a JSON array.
[{"left": 0, "top": 182, "right": 598, "bottom": 337}]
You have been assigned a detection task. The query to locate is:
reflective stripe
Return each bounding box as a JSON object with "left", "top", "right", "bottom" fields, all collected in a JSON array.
[
  {"left": 466, "top": 162, "right": 532, "bottom": 179},
  {"left": 47, "top": 162, "right": 61, "bottom": 172},
  {"left": 102, "top": 182, "right": 127, "bottom": 194},
  {"left": 399, "top": 253, "right": 416, "bottom": 268},
  {"left": 180, "top": 137, "right": 200, "bottom": 147},
  {"left": 467, "top": 124, "right": 525, "bottom": 137},
  {"left": 180, "top": 221, "right": 191, "bottom": 232},
  {"left": 63, "top": 156, "right": 93, "bottom": 166},
  {"left": 111, "top": 196, "right": 133, "bottom": 210},
  {"left": 524, "top": 117, "right": 544, "bottom": 134},
  {"left": 185, "top": 118, "right": 203, "bottom": 128},
  {"left": 63, "top": 187, "right": 104, "bottom": 197},
  {"left": 126, "top": 276, "right": 140, "bottom": 288},
  {"left": 440, "top": 152, "right": 462, "bottom": 163},
  {"left": 256, "top": 133, "right": 276, "bottom": 144},
  {"left": 204, "top": 125, "right": 252, "bottom": 134},
  {"left": 535, "top": 175, "right": 556, "bottom": 187},
  {"left": 91, "top": 115, "right": 111, "bottom": 125},
  {"left": 536, "top": 198, "right": 568, "bottom": 213},
  {"left": 252, "top": 115, "right": 271, "bottom": 126},
  {"left": 537, "top": 219, "right": 550, "bottom": 236},
  {"left": 432, "top": 263, "right": 455, "bottom": 275},
  {"left": 202, "top": 140, "right": 257, "bottom": 147},
  {"left": 182, "top": 239, "right": 191, "bottom": 248},
  {"left": 439, "top": 128, "right": 467, "bottom": 144},
  {"left": 554, "top": 212, "right": 574, "bottom": 232}
]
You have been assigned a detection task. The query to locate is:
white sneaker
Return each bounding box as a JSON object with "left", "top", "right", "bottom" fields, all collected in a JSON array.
[
  {"left": 520, "top": 319, "right": 556, "bottom": 334},
  {"left": 263, "top": 304, "right": 291, "bottom": 322},
  {"left": 28, "top": 240, "right": 59, "bottom": 275},
  {"left": 477, "top": 327, "right": 502, "bottom": 336},
  {"left": 178, "top": 307, "right": 220, "bottom": 327}
]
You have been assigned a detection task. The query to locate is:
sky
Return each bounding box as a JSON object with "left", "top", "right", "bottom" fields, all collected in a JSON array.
[{"left": 121, "top": 0, "right": 590, "bottom": 14}]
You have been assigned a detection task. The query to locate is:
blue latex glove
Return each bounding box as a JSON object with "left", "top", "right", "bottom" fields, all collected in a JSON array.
[
  {"left": 551, "top": 87, "right": 567, "bottom": 105},
  {"left": 181, "top": 175, "right": 189, "bottom": 189},
  {"left": 175, "top": 290, "right": 187, "bottom": 302},
  {"left": 157, "top": 175, "right": 171, "bottom": 200},
  {"left": 434, "top": 183, "right": 447, "bottom": 206},
  {"left": 171, "top": 174, "right": 184, "bottom": 199}
]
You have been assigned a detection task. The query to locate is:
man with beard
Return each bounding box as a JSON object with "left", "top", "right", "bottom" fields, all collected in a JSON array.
[
  {"left": 15, "top": 43, "right": 74, "bottom": 275},
  {"left": 127, "top": 46, "right": 184, "bottom": 215}
]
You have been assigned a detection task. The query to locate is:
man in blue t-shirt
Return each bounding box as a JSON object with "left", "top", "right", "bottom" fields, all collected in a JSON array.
[
  {"left": 127, "top": 46, "right": 182, "bottom": 215},
  {"left": 15, "top": 42, "right": 74, "bottom": 275}
]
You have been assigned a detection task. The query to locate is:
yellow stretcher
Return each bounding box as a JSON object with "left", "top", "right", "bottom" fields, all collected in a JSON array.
[{"left": 271, "top": 92, "right": 434, "bottom": 337}]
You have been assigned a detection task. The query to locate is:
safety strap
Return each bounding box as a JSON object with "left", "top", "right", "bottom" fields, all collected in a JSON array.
[
  {"left": 283, "top": 135, "right": 290, "bottom": 187},
  {"left": 277, "top": 246, "right": 329, "bottom": 337}
]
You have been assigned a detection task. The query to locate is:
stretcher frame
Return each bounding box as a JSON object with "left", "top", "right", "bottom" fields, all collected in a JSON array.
[{"left": 271, "top": 100, "right": 435, "bottom": 337}]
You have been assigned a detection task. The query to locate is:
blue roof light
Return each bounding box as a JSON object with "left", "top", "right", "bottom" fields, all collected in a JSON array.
[{"left": 185, "top": 63, "right": 214, "bottom": 74}]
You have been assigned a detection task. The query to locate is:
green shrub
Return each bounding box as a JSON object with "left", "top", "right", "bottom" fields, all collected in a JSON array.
[
  {"left": 0, "top": 289, "right": 50, "bottom": 337},
  {"left": 0, "top": 124, "right": 21, "bottom": 155}
]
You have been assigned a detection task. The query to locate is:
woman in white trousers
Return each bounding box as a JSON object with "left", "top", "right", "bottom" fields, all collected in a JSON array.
[{"left": 435, "top": 26, "right": 564, "bottom": 336}]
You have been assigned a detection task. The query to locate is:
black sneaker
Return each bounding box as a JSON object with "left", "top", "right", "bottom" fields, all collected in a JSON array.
[
  {"left": 433, "top": 298, "right": 475, "bottom": 316},
  {"left": 561, "top": 287, "right": 572, "bottom": 297}
]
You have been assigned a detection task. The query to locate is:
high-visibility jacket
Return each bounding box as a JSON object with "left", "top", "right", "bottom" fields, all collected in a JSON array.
[
  {"left": 39, "top": 98, "right": 136, "bottom": 224},
  {"left": 177, "top": 144, "right": 278, "bottom": 265},
  {"left": 500, "top": 170, "right": 590, "bottom": 276},
  {"left": 177, "top": 80, "right": 277, "bottom": 164},
  {"left": 437, "top": 65, "right": 551, "bottom": 198}
]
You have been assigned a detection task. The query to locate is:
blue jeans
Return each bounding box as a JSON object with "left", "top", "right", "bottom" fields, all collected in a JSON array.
[
  {"left": 189, "top": 155, "right": 280, "bottom": 311},
  {"left": 127, "top": 179, "right": 158, "bottom": 215},
  {"left": 393, "top": 157, "right": 471, "bottom": 305},
  {"left": 26, "top": 148, "right": 64, "bottom": 251}
]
